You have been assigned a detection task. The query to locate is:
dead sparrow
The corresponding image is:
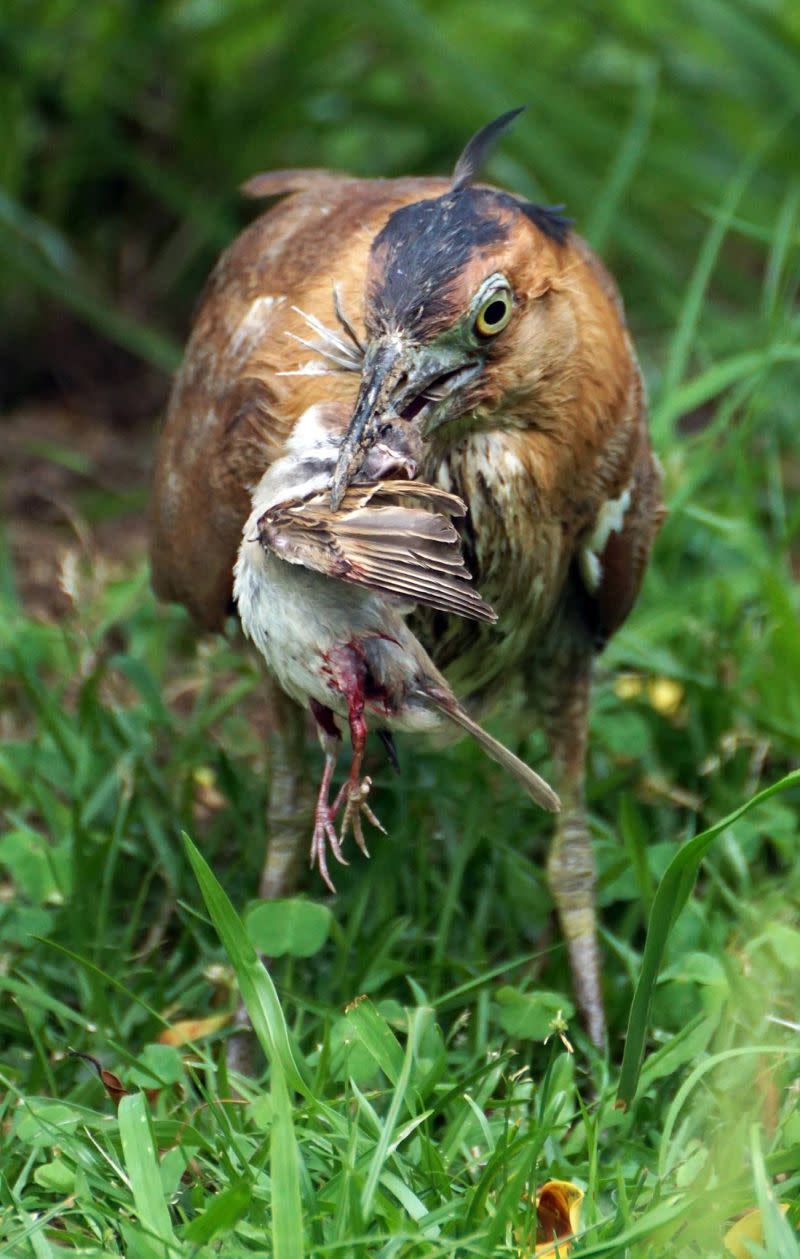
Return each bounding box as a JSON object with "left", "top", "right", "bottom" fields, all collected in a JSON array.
[{"left": 234, "top": 404, "right": 559, "bottom": 889}]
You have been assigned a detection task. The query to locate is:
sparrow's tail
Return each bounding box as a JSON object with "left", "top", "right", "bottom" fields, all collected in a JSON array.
[{"left": 423, "top": 687, "right": 560, "bottom": 813}]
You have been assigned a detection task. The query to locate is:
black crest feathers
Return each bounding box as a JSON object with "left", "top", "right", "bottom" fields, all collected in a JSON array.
[
  {"left": 517, "top": 201, "right": 571, "bottom": 245},
  {"left": 451, "top": 107, "right": 526, "bottom": 191},
  {"left": 449, "top": 108, "right": 571, "bottom": 244}
]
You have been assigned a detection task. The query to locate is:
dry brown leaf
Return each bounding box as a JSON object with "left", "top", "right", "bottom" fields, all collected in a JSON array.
[
  {"left": 69, "top": 1051, "right": 130, "bottom": 1106},
  {"left": 70, "top": 1050, "right": 160, "bottom": 1107},
  {"left": 518, "top": 1178, "right": 584, "bottom": 1256},
  {"left": 157, "top": 1012, "right": 232, "bottom": 1046}
]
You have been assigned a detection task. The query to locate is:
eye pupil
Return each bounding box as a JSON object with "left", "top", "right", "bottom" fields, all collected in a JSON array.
[{"left": 482, "top": 299, "right": 507, "bottom": 325}]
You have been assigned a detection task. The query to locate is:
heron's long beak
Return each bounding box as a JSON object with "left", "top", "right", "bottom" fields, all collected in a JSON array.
[
  {"left": 330, "top": 337, "right": 408, "bottom": 510},
  {"left": 330, "top": 334, "right": 479, "bottom": 510}
]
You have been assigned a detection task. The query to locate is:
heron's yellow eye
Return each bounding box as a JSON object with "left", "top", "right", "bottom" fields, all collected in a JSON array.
[{"left": 474, "top": 288, "right": 513, "bottom": 337}]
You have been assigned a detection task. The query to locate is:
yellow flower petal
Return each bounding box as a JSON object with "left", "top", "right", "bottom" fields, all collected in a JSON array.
[
  {"left": 724, "top": 1205, "right": 790, "bottom": 1258},
  {"left": 647, "top": 676, "right": 684, "bottom": 717},
  {"left": 614, "top": 673, "right": 644, "bottom": 701},
  {"left": 192, "top": 766, "right": 216, "bottom": 788}
]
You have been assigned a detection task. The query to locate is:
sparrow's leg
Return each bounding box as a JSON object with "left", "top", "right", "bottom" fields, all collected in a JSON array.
[
  {"left": 308, "top": 701, "right": 348, "bottom": 893},
  {"left": 536, "top": 650, "right": 605, "bottom": 1049},
  {"left": 329, "top": 644, "right": 386, "bottom": 857}
]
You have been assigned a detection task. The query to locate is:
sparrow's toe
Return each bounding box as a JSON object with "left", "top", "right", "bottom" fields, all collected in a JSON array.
[
  {"left": 310, "top": 805, "right": 349, "bottom": 894},
  {"left": 338, "top": 776, "right": 385, "bottom": 857}
]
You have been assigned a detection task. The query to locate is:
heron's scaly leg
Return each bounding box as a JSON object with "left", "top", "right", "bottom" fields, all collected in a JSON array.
[
  {"left": 228, "top": 678, "right": 312, "bottom": 1077},
  {"left": 259, "top": 679, "right": 314, "bottom": 899},
  {"left": 539, "top": 656, "right": 605, "bottom": 1049}
]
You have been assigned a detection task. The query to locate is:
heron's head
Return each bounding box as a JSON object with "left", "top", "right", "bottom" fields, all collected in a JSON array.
[{"left": 330, "top": 109, "right": 571, "bottom": 508}]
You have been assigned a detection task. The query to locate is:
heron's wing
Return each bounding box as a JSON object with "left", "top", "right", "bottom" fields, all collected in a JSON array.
[
  {"left": 241, "top": 169, "right": 353, "bottom": 199},
  {"left": 577, "top": 398, "right": 666, "bottom": 646},
  {"left": 257, "top": 481, "right": 497, "bottom": 624}
]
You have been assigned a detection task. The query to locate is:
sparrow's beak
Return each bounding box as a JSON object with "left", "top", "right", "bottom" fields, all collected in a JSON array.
[
  {"left": 330, "top": 334, "right": 482, "bottom": 509},
  {"left": 369, "top": 443, "right": 418, "bottom": 481}
]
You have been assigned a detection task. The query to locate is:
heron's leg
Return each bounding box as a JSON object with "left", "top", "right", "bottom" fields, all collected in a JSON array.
[
  {"left": 227, "top": 679, "right": 312, "bottom": 1077},
  {"left": 538, "top": 656, "right": 605, "bottom": 1049},
  {"left": 258, "top": 678, "right": 314, "bottom": 900}
]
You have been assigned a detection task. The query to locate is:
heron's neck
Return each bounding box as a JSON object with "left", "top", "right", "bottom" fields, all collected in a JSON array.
[{"left": 427, "top": 426, "right": 570, "bottom": 628}]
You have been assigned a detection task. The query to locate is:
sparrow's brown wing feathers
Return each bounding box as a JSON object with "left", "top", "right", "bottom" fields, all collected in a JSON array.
[
  {"left": 348, "top": 481, "right": 468, "bottom": 516},
  {"left": 259, "top": 481, "right": 497, "bottom": 624}
]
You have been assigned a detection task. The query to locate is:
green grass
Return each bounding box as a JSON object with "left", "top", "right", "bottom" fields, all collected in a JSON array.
[{"left": 2, "top": 1, "right": 800, "bottom": 1254}]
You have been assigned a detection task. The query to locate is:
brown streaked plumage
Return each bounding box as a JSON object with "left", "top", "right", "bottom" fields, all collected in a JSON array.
[{"left": 150, "top": 111, "right": 664, "bottom": 1048}]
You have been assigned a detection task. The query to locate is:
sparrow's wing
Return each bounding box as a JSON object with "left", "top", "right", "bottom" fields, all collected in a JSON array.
[{"left": 258, "top": 480, "right": 497, "bottom": 624}]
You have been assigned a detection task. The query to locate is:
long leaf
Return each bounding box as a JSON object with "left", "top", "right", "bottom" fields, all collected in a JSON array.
[
  {"left": 183, "top": 833, "right": 309, "bottom": 1095},
  {"left": 655, "top": 145, "right": 760, "bottom": 425},
  {"left": 653, "top": 344, "right": 800, "bottom": 432},
  {"left": 345, "top": 999, "right": 406, "bottom": 1088},
  {"left": 118, "top": 1092, "right": 179, "bottom": 1257},
  {"left": 271, "top": 1062, "right": 306, "bottom": 1259},
  {"left": 360, "top": 1010, "right": 419, "bottom": 1221},
  {"left": 587, "top": 62, "right": 659, "bottom": 251},
  {"left": 751, "top": 1123, "right": 800, "bottom": 1257},
  {"left": 658, "top": 1045, "right": 791, "bottom": 1180},
  {"left": 618, "top": 769, "right": 800, "bottom": 1105}
]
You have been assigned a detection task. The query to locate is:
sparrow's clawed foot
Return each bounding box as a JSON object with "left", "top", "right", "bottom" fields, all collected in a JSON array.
[
  {"left": 310, "top": 775, "right": 385, "bottom": 893},
  {"left": 335, "top": 775, "right": 386, "bottom": 858},
  {"left": 310, "top": 797, "right": 348, "bottom": 894}
]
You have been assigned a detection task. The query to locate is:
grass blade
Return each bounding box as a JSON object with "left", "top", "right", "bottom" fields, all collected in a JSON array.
[
  {"left": 762, "top": 181, "right": 800, "bottom": 320},
  {"left": 183, "top": 832, "right": 309, "bottom": 1095},
  {"left": 118, "top": 1092, "right": 179, "bottom": 1257},
  {"left": 0, "top": 190, "right": 181, "bottom": 372},
  {"left": 271, "top": 1063, "right": 306, "bottom": 1259},
  {"left": 587, "top": 62, "right": 659, "bottom": 251},
  {"left": 346, "top": 998, "right": 406, "bottom": 1087},
  {"left": 183, "top": 1182, "right": 252, "bottom": 1244},
  {"left": 750, "top": 1123, "right": 800, "bottom": 1257},
  {"left": 618, "top": 769, "right": 800, "bottom": 1106},
  {"left": 360, "top": 1010, "right": 419, "bottom": 1221},
  {"left": 652, "top": 344, "right": 800, "bottom": 432},
  {"left": 658, "top": 1046, "right": 790, "bottom": 1180},
  {"left": 184, "top": 832, "right": 308, "bottom": 1254},
  {"left": 651, "top": 121, "right": 789, "bottom": 440}
]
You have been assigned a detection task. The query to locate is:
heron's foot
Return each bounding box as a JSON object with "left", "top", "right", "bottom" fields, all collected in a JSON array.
[
  {"left": 546, "top": 808, "right": 605, "bottom": 1049},
  {"left": 336, "top": 776, "right": 386, "bottom": 858}
]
